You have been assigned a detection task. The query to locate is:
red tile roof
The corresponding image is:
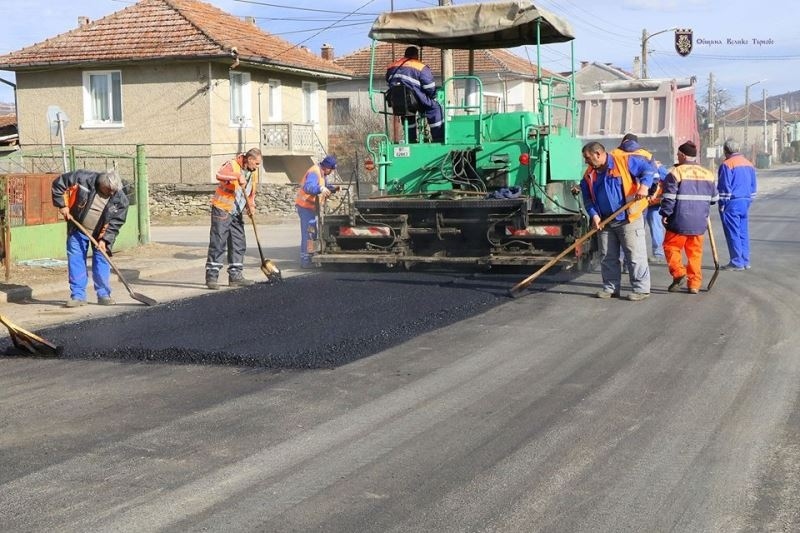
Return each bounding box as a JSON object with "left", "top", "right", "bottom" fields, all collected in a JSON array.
[
  {"left": 335, "top": 42, "right": 557, "bottom": 79},
  {"left": 0, "top": 0, "right": 351, "bottom": 79},
  {"left": 0, "top": 114, "right": 17, "bottom": 128}
]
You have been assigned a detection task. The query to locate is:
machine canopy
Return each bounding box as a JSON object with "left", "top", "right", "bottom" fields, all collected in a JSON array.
[{"left": 368, "top": 0, "right": 574, "bottom": 49}]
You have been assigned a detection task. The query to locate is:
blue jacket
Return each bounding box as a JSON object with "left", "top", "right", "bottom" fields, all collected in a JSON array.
[
  {"left": 659, "top": 163, "right": 719, "bottom": 235},
  {"left": 386, "top": 57, "right": 437, "bottom": 110},
  {"left": 717, "top": 153, "right": 757, "bottom": 208},
  {"left": 581, "top": 150, "right": 655, "bottom": 222}
]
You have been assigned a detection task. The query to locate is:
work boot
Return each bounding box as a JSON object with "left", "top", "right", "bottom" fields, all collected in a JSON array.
[
  {"left": 595, "top": 290, "right": 620, "bottom": 299},
  {"left": 687, "top": 287, "right": 700, "bottom": 294},
  {"left": 98, "top": 297, "right": 116, "bottom": 306},
  {"left": 205, "top": 272, "right": 219, "bottom": 290},
  {"left": 651, "top": 255, "right": 667, "bottom": 265},
  {"left": 721, "top": 263, "right": 745, "bottom": 271},
  {"left": 627, "top": 292, "right": 650, "bottom": 301},
  {"left": 64, "top": 299, "right": 87, "bottom": 308},
  {"left": 668, "top": 275, "right": 686, "bottom": 292},
  {"left": 228, "top": 273, "right": 255, "bottom": 287}
]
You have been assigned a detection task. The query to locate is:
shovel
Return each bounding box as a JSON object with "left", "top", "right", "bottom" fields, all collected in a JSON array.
[
  {"left": 247, "top": 212, "right": 282, "bottom": 283},
  {"left": 706, "top": 217, "right": 720, "bottom": 291},
  {"left": 68, "top": 217, "right": 158, "bottom": 306},
  {"left": 508, "top": 199, "right": 640, "bottom": 298},
  {"left": 0, "top": 313, "right": 62, "bottom": 357}
]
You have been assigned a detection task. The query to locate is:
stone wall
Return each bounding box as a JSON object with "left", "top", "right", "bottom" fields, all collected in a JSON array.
[{"left": 149, "top": 183, "right": 299, "bottom": 218}]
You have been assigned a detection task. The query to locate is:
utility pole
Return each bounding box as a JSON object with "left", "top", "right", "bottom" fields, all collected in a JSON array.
[
  {"left": 708, "top": 72, "right": 715, "bottom": 166},
  {"left": 640, "top": 27, "right": 677, "bottom": 79},
  {"left": 439, "top": 0, "right": 453, "bottom": 106},
  {"left": 763, "top": 88, "right": 768, "bottom": 155},
  {"left": 779, "top": 97, "right": 785, "bottom": 157}
]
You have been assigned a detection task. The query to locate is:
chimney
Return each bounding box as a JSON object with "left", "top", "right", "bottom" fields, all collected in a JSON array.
[
  {"left": 244, "top": 16, "right": 256, "bottom": 25},
  {"left": 321, "top": 44, "right": 334, "bottom": 61},
  {"left": 632, "top": 56, "right": 641, "bottom": 78},
  {"left": 580, "top": 61, "right": 589, "bottom": 69},
  {"left": 78, "top": 16, "right": 91, "bottom": 27}
]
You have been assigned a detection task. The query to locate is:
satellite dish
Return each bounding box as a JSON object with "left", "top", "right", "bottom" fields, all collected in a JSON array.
[{"left": 46, "top": 105, "right": 69, "bottom": 137}]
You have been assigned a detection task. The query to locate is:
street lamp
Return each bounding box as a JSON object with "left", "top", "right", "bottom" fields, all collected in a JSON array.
[
  {"left": 640, "top": 27, "right": 678, "bottom": 79},
  {"left": 743, "top": 79, "right": 765, "bottom": 154}
]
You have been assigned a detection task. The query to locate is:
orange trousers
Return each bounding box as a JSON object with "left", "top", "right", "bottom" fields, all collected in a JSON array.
[{"left": 663, "top": 230, "right": 705, "bottom": 290}]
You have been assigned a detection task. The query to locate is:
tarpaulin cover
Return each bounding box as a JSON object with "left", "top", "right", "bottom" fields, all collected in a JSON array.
[{"left": 368, "top": 1, "right": 574, "bottom": 49}]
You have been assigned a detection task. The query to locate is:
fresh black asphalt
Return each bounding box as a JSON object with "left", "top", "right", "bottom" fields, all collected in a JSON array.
[{"left": 6, "top": 270, "right": 542, "bottom": 368}]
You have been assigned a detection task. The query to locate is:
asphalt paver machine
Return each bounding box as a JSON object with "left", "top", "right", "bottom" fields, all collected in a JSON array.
[{"left": 315, "top": 1, "right": 597, "bottom": 270}]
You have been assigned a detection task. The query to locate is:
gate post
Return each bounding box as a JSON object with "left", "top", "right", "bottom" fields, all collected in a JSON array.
[{"left": 136, "top": 145, "right": 150, "bottom": 244}]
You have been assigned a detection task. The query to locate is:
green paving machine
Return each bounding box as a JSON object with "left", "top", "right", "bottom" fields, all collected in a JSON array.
[{"left": 315, "top": 1, "right": 596, "bottom": 269}]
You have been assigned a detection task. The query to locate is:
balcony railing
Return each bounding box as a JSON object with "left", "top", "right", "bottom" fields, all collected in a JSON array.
[{"left": 261, "top": 122, "right": 317, "bottom": 155}]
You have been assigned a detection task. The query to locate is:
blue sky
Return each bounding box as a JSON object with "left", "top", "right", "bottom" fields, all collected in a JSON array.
[{"left": 0, "top": 0, "right": 796, "bottom": 108}]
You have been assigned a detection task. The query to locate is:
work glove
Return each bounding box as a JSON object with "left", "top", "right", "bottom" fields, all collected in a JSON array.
[{"left": 320, "top": 186, "right": 332, "bottom": 198}]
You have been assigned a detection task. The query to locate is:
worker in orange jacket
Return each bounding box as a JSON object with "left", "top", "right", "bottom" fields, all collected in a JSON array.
[{"left": 205, "top": 147, "right": 262, "bottom": 289}]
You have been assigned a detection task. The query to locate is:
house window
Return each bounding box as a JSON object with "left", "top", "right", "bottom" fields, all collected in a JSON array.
[
  {"left": 230, "top": 71, "right": 252, "bottom": 126},
  {"left": 484, "top": 95, "right": 500, "bottom": 113},
  {"left": 302, "top": 81, "right": 319, "bottom": 124},
  {"left": 327, "top": 98, "right": 350, "bottom": 126},
  {"left": 82, "top": 70, "right": 123, "bottom": 127},
  {"left": 268, "top": 79, "right": 281, "bottom": 121}
]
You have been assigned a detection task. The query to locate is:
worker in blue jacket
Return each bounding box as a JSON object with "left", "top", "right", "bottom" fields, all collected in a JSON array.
[
  {"left": 386, "top": 46, "right": 444, "bottom": 143},
  {"left": 581, "top": 141, "right": 655, "bottom": 301},
  {"left": 717, "top": 139, "right": 757, "bottom": 270}
]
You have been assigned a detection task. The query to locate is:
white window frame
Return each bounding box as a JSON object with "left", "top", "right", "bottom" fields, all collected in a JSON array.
[
  {"left": 81, "top": 70, "right": 124, "bottom": 128},
  {"left": 230, "top": 71, "right": 252, "bottom": 127},
  {"left": 268, "top": 79, "right": 282, "bottom": 121},
  {"left": 302, "top": 81, "right": 319, "bottom": 124}
]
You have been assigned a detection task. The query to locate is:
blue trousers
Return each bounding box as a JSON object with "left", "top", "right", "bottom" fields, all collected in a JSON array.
[
  {"left": 67, "top": 230, "right": 111, "bottom": 301},
  {"left": 645, "top": 205, "right": 665, "bottom": 258},
  {"left": 720, "top": 199, "right": 752, "bottom": 267},
  {"left": 296, "top": 205, "right": 316, "bottom": 266},
  {"left": 406, "top": 101, "right": 444, "bottom": 143}
]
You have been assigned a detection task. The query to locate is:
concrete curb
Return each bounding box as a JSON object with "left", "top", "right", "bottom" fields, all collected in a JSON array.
[{"left": 0, "top": 259, "right": 203, "bottom": 304}]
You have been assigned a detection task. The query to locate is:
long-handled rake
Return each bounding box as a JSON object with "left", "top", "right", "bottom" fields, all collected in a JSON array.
[
  {"left": 0, "top": 313, "right": 62, "bottom": 357},
  {"left": 508, "top": 199, "right": 639, "bottom": 298},
  {"left": 69, "top": 218, "right": 158, "bottom": 306}
]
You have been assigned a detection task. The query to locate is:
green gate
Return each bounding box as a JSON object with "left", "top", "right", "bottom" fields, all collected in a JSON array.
[{"left": 0, "top": 145, "right": 150, "bottom": 277}]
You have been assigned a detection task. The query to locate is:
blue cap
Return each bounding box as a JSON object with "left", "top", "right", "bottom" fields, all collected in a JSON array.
[{"left": 320, "top": 155, "right": 337, "bottom": 169}]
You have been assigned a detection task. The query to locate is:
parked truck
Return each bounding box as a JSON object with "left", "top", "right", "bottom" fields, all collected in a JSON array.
[{"left": 576, "top": 78, "right": 700, "bottom": 166}]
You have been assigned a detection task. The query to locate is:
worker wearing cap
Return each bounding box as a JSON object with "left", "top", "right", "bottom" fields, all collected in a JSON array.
[
  {"left": 717, "top": 139, "right": 757, "bottom": 271},
  {"left": 295, "top": 155, "right": 339, "bottom": 268},
  {"left": 659, "top": 141, "right": 719, "bottom": 294},
  {"left": 386, "top": 46, "right": 444, "bottom": 143},
  {"left": 618, "top": 133, "right": 668, "bottom": 264}
]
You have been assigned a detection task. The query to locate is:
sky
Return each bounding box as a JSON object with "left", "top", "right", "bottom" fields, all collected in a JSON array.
[{"left": 0, "top": 0, "right": 797, "bottom": 109}]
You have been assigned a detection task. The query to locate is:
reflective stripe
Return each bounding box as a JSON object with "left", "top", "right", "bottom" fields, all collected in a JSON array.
[{"left": 674, "top": 193, "right": 717, "bottom": 201}]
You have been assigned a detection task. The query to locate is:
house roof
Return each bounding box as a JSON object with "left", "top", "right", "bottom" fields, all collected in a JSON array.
[
  {"left": 0, "top": 0, "right": 351, "bottom": 80},
  {"left": 0, "top": 114, "right": 16, "bottom": 129},
  {"left": 721, "top": 103, "right": 782, "bottom": 123},
  {"left": 334, "top": 42, "right": 557, "bottom": 79}
]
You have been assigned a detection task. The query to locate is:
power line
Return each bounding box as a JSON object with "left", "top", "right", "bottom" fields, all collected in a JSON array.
[{"left": 233, "top": 0, "right": 380, "bottom": 16}]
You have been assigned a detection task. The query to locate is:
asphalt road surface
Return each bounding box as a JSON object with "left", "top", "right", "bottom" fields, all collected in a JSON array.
[{"left": 1, "top": 165, "right": 799, "bottom": 532}]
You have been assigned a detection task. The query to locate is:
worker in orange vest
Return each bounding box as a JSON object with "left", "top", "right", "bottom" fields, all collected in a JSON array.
[
  {"left": 205, "top": 147, "right": 262, "bottom": 289},
  {"left": 581, "top": 141, "right": 655, "bottom": 301},
  {"left": 295, "top": 155, "right": 338, "bottom": 268}
]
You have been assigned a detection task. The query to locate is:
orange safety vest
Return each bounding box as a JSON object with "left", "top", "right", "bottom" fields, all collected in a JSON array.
[
  {"left": 295, "top": 164, "right": 326, "bottom": 210},
  {"left": 211, "top": 155, "right": 257, "bottom": 213},
  {"left": 583, "top": 149, "right": 648, "bottom": 222}
]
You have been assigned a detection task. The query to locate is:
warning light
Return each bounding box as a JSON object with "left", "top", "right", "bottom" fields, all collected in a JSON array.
[
  {"left": 364, "top": 159, "right": 375, "bottom": 171},
  {"left": 519, "top": 153, "right": 530, "bottom": 166}
]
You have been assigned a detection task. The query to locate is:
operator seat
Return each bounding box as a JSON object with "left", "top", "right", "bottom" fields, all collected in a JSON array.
[{"left": 386, "top": 83, "right": 419, "bottom": 117}]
